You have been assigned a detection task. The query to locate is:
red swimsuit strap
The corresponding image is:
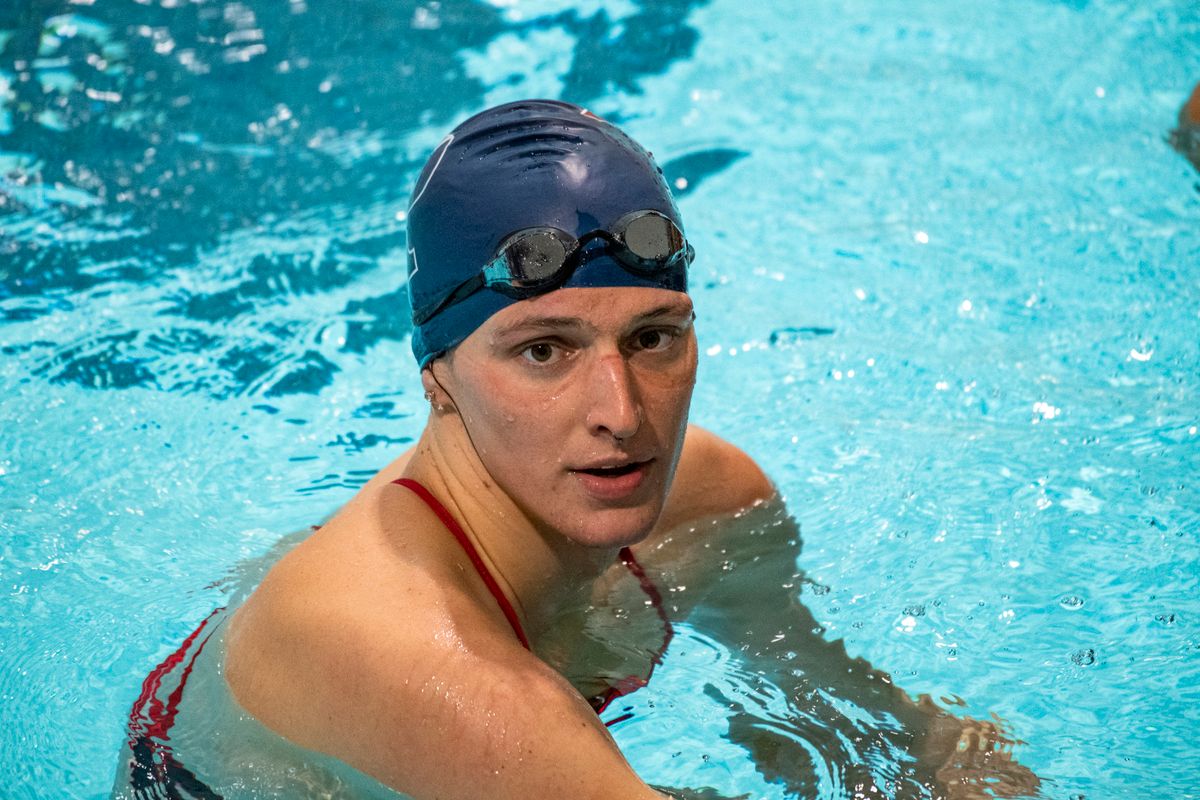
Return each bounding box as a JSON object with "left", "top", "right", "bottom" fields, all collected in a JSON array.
[
  {"left": 392, "top": 478, "right": 532, "bottom": 650},
  {"left": 393, "top": 477, "right": 674, "bottom": 723},
  {"left": 125, "top": 484, "right": 672, "bottom": 792},
  {"left": 589, "top": 547, "right": 675, "bottom": 721}
]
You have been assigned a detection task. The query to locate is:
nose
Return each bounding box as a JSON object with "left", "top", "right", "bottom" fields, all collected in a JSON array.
[{"left": 585, "top": 353, "right": 642, "bottom": 441}]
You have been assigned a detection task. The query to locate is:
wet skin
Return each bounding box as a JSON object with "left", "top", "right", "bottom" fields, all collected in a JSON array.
[
  {"left": 225, "top": 286, "right": 774, "bottom": 800},
  {"left": 224, "top": 286, "right": 1039, "bottom": 799},
  {"left": 424, "top": 287, "right": 699, "bottom": 549}
]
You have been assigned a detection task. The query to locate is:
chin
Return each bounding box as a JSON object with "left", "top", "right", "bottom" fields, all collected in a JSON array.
[{"left": 560, "top": 504, "right": 663, "bottom": 550}]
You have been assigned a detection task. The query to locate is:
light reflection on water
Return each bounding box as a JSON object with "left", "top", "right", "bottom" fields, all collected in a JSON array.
[{"left": 2, "top": 0, "right": 1199, "bottom": 797}]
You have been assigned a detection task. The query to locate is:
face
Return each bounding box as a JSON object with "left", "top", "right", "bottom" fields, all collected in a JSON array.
[{"left": 430, "top": 286, "right": 698, "bottom": 549}]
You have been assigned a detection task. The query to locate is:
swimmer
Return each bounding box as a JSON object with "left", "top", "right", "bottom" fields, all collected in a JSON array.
[
  {"left": 215, "top": 100, "right": 1037, "bottom": 799},
  {"left": 1171, "top": 81, "right": 1200, "bottom": 171},
  {"left": 1181, "top": 82, "right": 1200, "bottom": 127}
]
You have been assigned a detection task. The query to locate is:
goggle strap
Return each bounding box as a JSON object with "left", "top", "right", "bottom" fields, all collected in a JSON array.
[{"left": 412, "top": 211, "right": 693, "bottom": 326}]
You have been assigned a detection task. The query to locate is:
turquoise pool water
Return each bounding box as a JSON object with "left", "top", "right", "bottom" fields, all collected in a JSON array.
[{"left": 2, "top": 0, "right": 1198, "bottom": 797}]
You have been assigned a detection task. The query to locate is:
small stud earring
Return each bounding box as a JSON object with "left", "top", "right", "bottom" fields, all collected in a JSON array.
[{"left": 423, "top": 390, "right": 435, "bottom": 403}]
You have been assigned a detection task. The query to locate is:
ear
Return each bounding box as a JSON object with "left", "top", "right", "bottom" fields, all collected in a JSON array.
[{"left": 420, "top": 364, "right": 455, "bottom": 413}]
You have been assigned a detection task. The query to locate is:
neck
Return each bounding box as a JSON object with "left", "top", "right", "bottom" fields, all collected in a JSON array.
[{"left": 402, "top": 411, "right": 618, "bottom": 641}]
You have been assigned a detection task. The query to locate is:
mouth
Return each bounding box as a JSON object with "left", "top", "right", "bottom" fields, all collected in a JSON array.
[
  {"left": 573, "top": 460, "right": 650, "bottom": 478},
  {"left": 570, "top": 458, "right": 655, "bottom": 500}
]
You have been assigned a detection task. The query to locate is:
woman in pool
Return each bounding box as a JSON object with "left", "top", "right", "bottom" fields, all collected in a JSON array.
[{"left": 217, "top": 100, "right": 1035, "bottom": 800}]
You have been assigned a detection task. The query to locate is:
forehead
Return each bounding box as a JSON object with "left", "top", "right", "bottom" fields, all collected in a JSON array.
[{"left": 478, "top": 287, "right": 693, "bottom": 339}]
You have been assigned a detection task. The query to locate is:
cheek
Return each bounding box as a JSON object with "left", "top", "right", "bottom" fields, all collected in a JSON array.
[
  {"left": 457, "top": 372, "right": 566, "bottom": 465},
  {"left": 640, "top": 350, "right": 698, "bottom": 424}
]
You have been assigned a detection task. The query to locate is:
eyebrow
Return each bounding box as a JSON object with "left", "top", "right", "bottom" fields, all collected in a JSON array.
[
  {"left": 634, "top": 303, "right": 695, "bottom": 324},
  {"left": 492, "top": 303, "right": 695, "bottom": 338},
  {"left": 492, "top": 316, "right": 589, "bottom": 337}
]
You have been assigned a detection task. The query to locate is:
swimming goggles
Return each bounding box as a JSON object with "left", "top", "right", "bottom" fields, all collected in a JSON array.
[{"left": 411, "top": 209, "right": 694, "bottom": 326}]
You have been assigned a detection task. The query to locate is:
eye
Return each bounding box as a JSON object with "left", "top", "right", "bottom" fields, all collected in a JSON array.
[
  {"left": 635, "top": 328, "right": 676, "bottom": 352},
  {"left": 521, "top": 342, "right": 558, "bottom": 364}
]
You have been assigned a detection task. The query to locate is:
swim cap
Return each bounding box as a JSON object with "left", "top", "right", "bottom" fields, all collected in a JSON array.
[{"left": 406, "top": 99, "right": 689, "bottom": 366}]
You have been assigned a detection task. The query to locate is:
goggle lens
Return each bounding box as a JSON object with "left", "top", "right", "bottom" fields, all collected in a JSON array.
[
  {"left": 621, "top": 212, "right": 685, "bottom": 263},
  {"left": 503, "top": 231, "right": 569, "bottom": 287},
  {"left": 415, "top": 211, "right": 691, "bottom": 327},
  {"left": 490, "top": 211, "right": 687, "bottom": 289}
]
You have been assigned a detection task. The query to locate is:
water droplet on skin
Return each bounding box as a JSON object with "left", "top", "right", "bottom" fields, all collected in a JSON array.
[
  {"left": 1071, "top": 648, "right": 1096, "bottom": 666},
  {"left": 1060, "top": 595, "right": 1085, "bottom": 610}
]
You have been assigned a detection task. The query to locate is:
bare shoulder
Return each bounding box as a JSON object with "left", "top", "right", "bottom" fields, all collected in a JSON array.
[
  {"left": 223, "top": 487, "right": 440, "bottom": 751},
  {"left": 657, "top": 424, "right": 775, "bottom": 533},
  {"left": 224, "top": 486, "right": 660, "bottom": 800}
]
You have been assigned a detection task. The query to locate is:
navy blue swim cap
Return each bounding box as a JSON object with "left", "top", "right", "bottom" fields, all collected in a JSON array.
[{"left": 406, "top": 99, "right": 689, "bottom": 366}]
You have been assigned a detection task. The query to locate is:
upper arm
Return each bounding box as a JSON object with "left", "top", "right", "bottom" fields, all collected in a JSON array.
[{"left": 227, "top": 587, "right": 664, "bottom": 800}]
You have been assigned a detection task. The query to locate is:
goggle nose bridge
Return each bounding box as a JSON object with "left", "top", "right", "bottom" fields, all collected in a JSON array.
[{"left": 413, "top": 210, "right": 692, "bottom": 327}]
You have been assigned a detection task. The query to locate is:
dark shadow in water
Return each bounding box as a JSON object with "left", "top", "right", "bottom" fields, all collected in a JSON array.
[
  {"left": 0, "top": 0, "right": 504, "bottom": 251},
  {"left": 540, "top": 2, "right": 707, "bottom": 100},
  {"left": 1, "top": 0, "right": 717, "bottom": 398},
  {"left": 662, "top": 148, "right": 748, "bottom": 199}
]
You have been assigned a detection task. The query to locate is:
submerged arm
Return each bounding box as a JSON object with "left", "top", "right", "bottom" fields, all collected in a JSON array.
[
  {"left": 647, "top": 433, "right": 1040, "bottom": 797},
  {"left": 690, "top": 502, "right": 1037, "bottom": 798}
]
